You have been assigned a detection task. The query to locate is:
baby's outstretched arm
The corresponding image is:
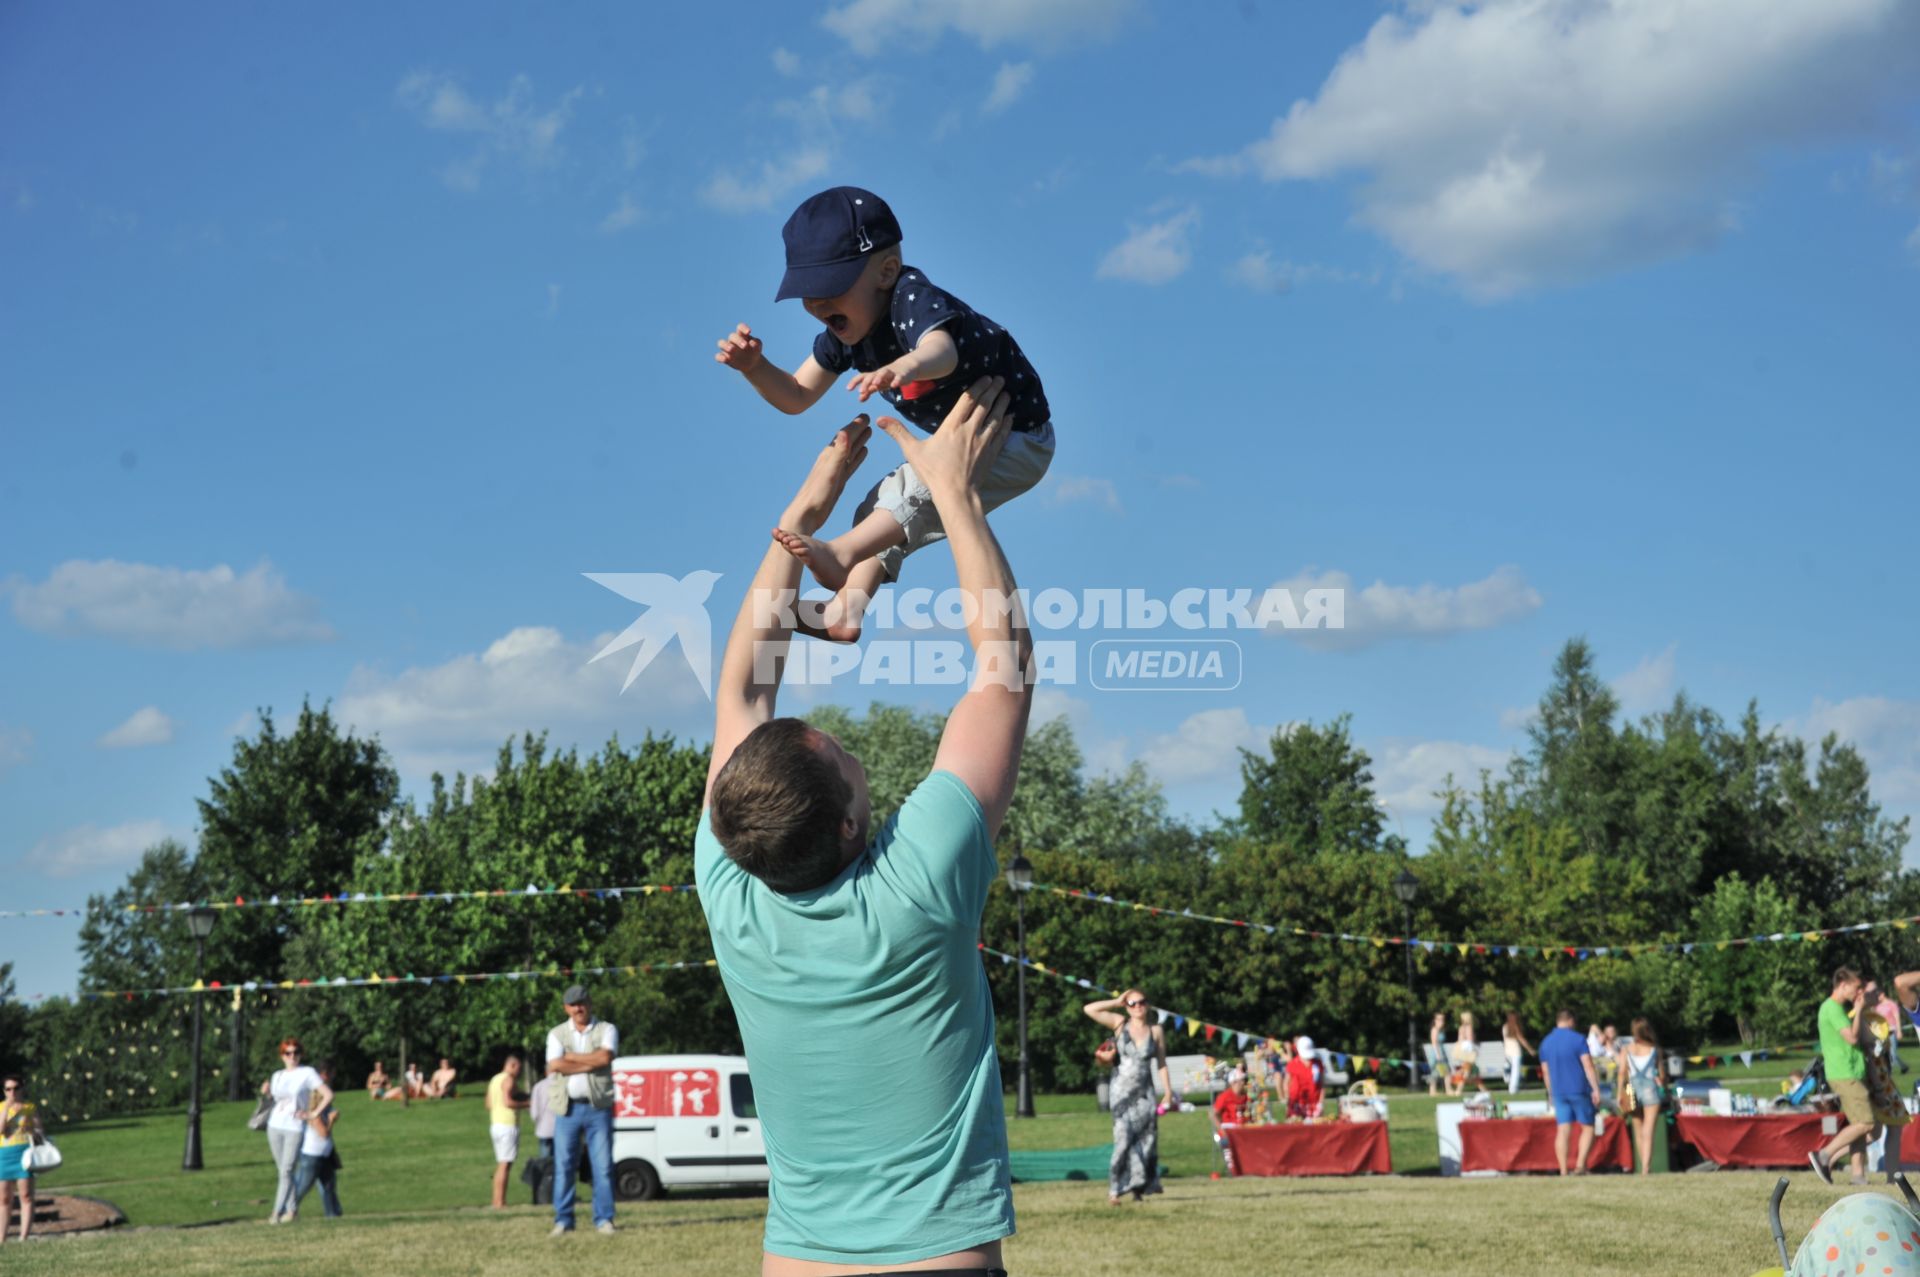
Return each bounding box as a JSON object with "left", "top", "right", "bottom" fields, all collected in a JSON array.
[
  {"left": 847, "top": 327, "right": 959, "bottom": 402},
  {"left": 716, "top": 323, "right": 837, "bottom": 415}
]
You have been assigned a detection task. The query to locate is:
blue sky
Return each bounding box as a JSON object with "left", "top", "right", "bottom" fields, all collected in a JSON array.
[{"left": 4, "top": 1, "right": 1918, "bottom": 999}]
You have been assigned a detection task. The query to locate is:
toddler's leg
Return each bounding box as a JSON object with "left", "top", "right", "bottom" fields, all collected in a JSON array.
[{"left": 771, "top": 505, "right": 906, "bottom": 594}]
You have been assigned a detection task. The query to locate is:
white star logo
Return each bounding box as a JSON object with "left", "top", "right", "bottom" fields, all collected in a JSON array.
[{"left": 583, "top": 570, "right": 723, "bottom": 699}]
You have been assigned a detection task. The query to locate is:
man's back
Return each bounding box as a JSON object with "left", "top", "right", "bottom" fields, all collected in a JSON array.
[
  {"left": 695, "top": 769, "right": 1012, "bottom": 1266},
  {"left": 1538, "top": 1026, "right": 1589, "bottom": 1097}
]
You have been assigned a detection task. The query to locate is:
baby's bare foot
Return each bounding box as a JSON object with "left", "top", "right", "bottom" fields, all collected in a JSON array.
[{"left": 771, "top": 529, "right": 852, "bottom": 593}]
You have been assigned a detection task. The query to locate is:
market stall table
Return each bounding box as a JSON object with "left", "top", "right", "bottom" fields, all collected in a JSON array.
[
  {"left": 1220, "top": 1121, "right": 1392, "bottom": 1177},
  {"left": 1673, "top": 1112, "right": 1837, "bottom": 1169},
  {"left": 1457, "top": 1116, "right": 1634, "bottom": 1174}
]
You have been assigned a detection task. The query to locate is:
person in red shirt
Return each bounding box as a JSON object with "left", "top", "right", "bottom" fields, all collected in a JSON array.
[
  {"left": 1211, "top": 1069, "right": 1250, "bottom": 1174},
  {"left": 1286, "top": 1036, "right": 1324, "bottom": 1120}
]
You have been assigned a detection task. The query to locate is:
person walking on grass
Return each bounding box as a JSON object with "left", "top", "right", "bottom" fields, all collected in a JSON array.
[
  {"left": 262, "top": 1038, "right": 332, "bottom": 1224},
  {"left": 1086, "top": 990, "right": 1172, "bottom": 1204},
  {"left": 290, "top": 1061, "right": 343, "bottom": 1219},
  {"left": 1811, "top": 967, "right": 1880, "bottom": 1187},
  {"left": 1538, "top": 1009, "right": 1603, "bottom": 1176},
  {"left": 487, "top": 1051, "right": 531, "bottom": 1209},
  {"left": 0, "top": 1074, "right": 45, "bottom": 1244}
]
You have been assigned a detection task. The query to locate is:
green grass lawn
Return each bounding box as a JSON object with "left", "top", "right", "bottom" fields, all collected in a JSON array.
[{"left": 14, "top": 1080, "right": 1880, "bottom": 1275}]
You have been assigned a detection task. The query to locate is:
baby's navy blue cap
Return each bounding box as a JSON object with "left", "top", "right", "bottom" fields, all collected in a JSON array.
[{"left": 775, "top": 187, "right": 902, "bottom": 302}]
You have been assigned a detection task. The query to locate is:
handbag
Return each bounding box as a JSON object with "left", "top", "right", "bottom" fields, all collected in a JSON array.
[
  {"left": 1093, "top": 1038, "right": 1118, "bottom": 1069},
  {"left": 247, "top": 1093, "right": 274, "bottom": 1132},
  {"left": 26, "top": 1137, "right": 62, "bottom": 1172}
]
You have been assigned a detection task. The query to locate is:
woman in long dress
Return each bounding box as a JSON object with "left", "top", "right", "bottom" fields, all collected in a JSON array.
[{"left": 1084, "top": 989, "right": 1172, "bottom": 1205}]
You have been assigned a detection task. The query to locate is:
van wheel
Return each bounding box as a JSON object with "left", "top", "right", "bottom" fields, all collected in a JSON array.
[{"left": 615, "top": 1158, "right": 661, "bottom": 1201}]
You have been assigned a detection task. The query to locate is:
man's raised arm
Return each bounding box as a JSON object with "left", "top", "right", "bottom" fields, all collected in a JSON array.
[
  {"left": 704, "top": 418, "right": 872, "bottom": 804},
  {"left": 873, "top": 376, "right": 1031, "bottom": 840}
]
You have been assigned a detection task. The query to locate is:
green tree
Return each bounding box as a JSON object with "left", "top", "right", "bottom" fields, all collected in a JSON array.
[
  {"left": 1672, "top": 874, "right": 1821, "bottom": 1045},
  {"left": 1233, "top": 716, "right": 1401, "bottom": 854}
]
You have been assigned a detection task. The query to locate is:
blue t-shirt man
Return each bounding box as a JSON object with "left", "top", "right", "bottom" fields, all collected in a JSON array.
[
  {"left": 811, "top": 267, "right": 1050, "bottom": 435},
  {"left": 695, "top": 770, "right": 1012, "bottom": 1266},
  {"left": 1538, "top": 1024, "right": 1596, "bottom": 1126}
]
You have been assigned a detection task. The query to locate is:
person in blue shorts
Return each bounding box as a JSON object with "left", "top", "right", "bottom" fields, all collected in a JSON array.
[
  {"left": 696, "top": 379, "right": 1031, "bottom": 1275},
  {"left": 1538, "top": 1008, "right": 1603, "bottom": 1176}
]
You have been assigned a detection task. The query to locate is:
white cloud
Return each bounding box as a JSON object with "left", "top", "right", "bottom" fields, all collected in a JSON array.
[
  {"left": 772, "top": 47, "right": 803, "bottom": 76},
  {"left": 1612, "top": 644, "right": 1678, "bottom": 715},
  {"left": 600, "top": 193, "right": 643, "bottom": 234},
  {"left": 1050, "top": 474, "right": 1122, "bottom": 513},
  {"left": 336, "top": 625, "right": 711, "bottom": 779},
  {"left": 1229, "top": 249, "right": 1380, "bottom": 294},
  {"left": 24, "top": 819, "right": 171, "bottom": 879},
  {"left": 0, "top": 725, "right": 29, "bottom": 773},
  {"left": 701, "top": 149, "right": 833, "bottom": 213},
  {"left": 823, "top": 0, "right": 1137, "bottom": 54},
  {"left": 775, "top": 80, "right": 887, "bottom": 128},
  {"left": 98, "top": 706, "right": 175, "bottom": 749},
  {"left": 1096, "top": 207, "right": 1199, "bottom": 285},
  {"left": 395, "top": 71, "right": 584, "bottom": 192},
  {"left": 983, "top": 61, "right": 1035, "bottom": 114},
  {"left": 6, "top": 559, "right": 333, "bottom": 649},
  {"left": 1789, "top": 696, "right": 1920, "bottom": 803},
  {"left": 1371, "top": 737, "right": 1511, "bottom": 830},
  {"left": 1269, "top": 564, "right": 1541, "bottom": 651},
  {"left": 1135, "top": 708, "right": 1275, "bottom": 786},
  {"left": 1498, "top": 705, "right": 1539, "bottom": 734},
  {"left": 1190, "top": 0, "right": 1920, "bottom": 296}
]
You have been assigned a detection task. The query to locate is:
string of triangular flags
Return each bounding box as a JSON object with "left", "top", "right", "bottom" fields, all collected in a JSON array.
[
  {"left": 1, "top": 957, "right": 722, "bottom": 1005},
  {"left": 1031, "top": 882, "right": 1918, "bottom": 961},
  {"left": 0, "top": 882, "right": 699, "bottom": 920}
]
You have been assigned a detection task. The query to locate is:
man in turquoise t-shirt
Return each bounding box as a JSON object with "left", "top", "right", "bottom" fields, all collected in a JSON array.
[
  {"left": 1810, "top": 966, "right": 1877, "bottom": 1185},
  {"left": 697, "top": 378, "right": 1031, "bottom": 1274}
]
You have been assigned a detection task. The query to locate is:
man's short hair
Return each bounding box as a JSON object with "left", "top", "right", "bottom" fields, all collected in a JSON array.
[
  {"left": 1834, "top": 966, "right": 1862, "bottom": 990},
  {"left": 1555, "top": 1009, "right": 1576, "bottom": 1026},
  {"left": 709, "top": 717, "right": 853, "bottom": 893}
]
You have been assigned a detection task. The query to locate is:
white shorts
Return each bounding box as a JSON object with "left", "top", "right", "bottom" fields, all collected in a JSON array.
[
  {"left": 855, "top": 418, "right": 1055, "bottom": 582},
  {"left": 490, "top": 1124, "right": 519, "bottom": 1164}
]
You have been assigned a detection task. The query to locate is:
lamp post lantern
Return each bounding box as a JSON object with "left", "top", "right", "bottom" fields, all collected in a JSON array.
[
  {"left": 1392, "top": 868, "right": 1420, "bottom": 1095},
  {"left": 1005, "top": 854, "right": 1035, "bottom": 1119},
  {"left": 183, "top": 905, "right": 217, "bottom": 1171}
]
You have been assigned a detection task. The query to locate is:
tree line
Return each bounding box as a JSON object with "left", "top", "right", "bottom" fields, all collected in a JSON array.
[{"left": 3, "top": 638, "right": 1909, "bottom": 1122}]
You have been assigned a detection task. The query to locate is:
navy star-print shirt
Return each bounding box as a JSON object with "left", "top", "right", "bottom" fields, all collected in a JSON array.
[{"left": 811, "top": 266, "right": 1049, "bottom": 434}]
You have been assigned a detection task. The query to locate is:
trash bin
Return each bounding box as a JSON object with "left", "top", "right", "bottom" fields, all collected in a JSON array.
[{"left": 520, "top": 1156, "right": 555, "bottom": 1205}]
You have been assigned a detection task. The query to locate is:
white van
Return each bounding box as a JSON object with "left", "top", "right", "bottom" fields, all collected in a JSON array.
[{"left": 609, "top": 1054, "right": 766, "bottom": 1200}]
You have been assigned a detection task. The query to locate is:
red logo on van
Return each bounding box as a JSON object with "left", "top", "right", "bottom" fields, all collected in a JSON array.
[{"left": 613, "top": 1068, "right": 719, "bottom": 1119}]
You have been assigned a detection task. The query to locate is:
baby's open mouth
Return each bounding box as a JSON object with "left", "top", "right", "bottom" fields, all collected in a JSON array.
[{"left": 825, "top": 313, "right": 849, "bottom": 336}]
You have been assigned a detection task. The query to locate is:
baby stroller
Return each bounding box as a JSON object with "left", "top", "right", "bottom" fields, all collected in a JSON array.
[{"left": 1758, "top": 1172, "right": 1920, "bottom": 1276}]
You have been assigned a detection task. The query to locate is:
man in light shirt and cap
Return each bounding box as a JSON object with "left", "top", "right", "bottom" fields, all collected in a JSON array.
[{"left": 545, "top": 984, "right": 619, "bottom": 1236}]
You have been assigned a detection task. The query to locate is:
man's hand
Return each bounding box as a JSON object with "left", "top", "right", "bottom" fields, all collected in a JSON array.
[
  {"left": 715, "top": 323, "right": 764, "bottom": 374},
  {"left": 782, "top": 416, "right": 872, "bottom": 536},
  {"left": 873, "top": 375, "right": 1011, "bottom": 501}
]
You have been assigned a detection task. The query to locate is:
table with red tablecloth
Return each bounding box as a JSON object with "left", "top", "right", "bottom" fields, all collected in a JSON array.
[
  {"left": 1673, "top": 1113, "right": 1836, "bottom": 1168},
  {"left": 1457, "top": 1116, "right": 1634, "bottom": 1173},
  {"left": 1221, "top": 1121, "right": 1392, "bottom": 1177}
]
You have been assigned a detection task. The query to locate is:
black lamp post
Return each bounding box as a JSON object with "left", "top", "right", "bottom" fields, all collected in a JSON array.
[
  {"left": 1392, "top": 868, "right": 1420, "bottom": 1095},
  {"left": 183, "top": 906, "right": 217, "bottom": 1170},
  {"left": 1005, "top": 854, "right": 1035, "bottom": 1119}
]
